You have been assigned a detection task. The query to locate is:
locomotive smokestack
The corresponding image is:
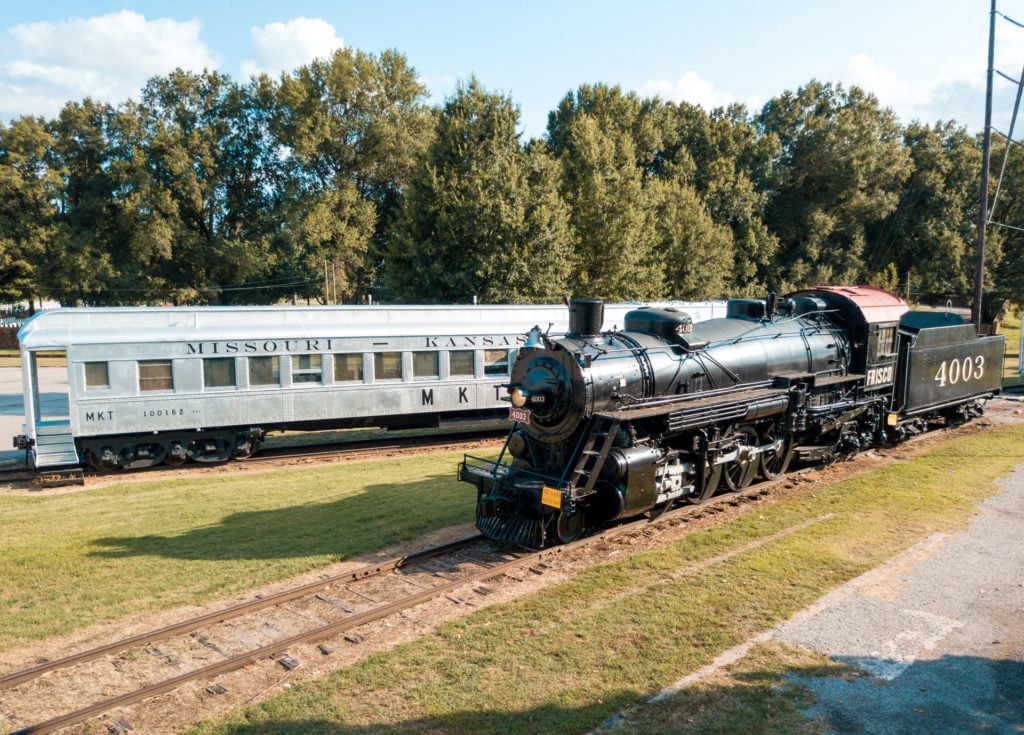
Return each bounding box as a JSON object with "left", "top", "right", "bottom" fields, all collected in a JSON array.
[{"left": 567, "top": 299, "right": 605, "bottom": 338}]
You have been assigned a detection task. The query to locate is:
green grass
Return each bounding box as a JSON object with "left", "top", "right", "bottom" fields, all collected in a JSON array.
[
  {"left": 186, "top": 424, "right": 1024, "bottom": 735},
  {"left": 0, "top": 453, "right": 474, "bottom": 650}
]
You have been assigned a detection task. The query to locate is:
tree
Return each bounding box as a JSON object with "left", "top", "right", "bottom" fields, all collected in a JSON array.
[
  {"left": 0, "top": 117, "right": 59, "bottom": 306},
  {"left": 650, "top": 176, "right": 734, "bottom": 299},
  {"left": 547, "top": 84, "right": 663, "bottom": 300},
  {"left": 386, "top": 78, "right": 572, "bottom": 303},
  {"left": 135, "top": 69, "right": 283, "bottom": 303},
  {"left": 758, "top": 81, "right": 912, "bottom": 289},
  {"left": 267, "top": 48, "right": 433, "bottom": 302},
  {"left": 662, "top": 101, "right": 780, "bottom": 295},
  {"left": 869, "top": 121, "right": 981, "bottom": 302}
]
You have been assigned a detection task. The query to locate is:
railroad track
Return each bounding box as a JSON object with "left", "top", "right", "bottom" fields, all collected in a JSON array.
[
  {"left": 0, "top": 428, "right": 508, "bottom": 488},
  {"left": 0, "top": 479, "right": 782, "bottom": 734}
]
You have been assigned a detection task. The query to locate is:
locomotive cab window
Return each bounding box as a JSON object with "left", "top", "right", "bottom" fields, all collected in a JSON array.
[
  {"left": 413, "top": 351, "right": 439, "bottom": 379},
  {"left": 249, "top": 356, "right": 280, "bottom": 386},
  {"left": 334, "top": 353, "right": 363, "bottom": 382},
  {"left": 291, "top": 354, "right": 322, "bottom": 384},
  {"left": 484, "top": 349, "right": 510, "bottom": 376},
  {"left": 374, "top": 351, "right": 403, "bottom": 380},
  {"left": 450, "top": 350, "right": 474, "bottom": 377},
  {"left": 203, "top": 357, "right": 236, "bottom": 388},
  {"left": 139, "top": 360, "right": 173, "bottom": 392},
  {"left": 84, "top": 361, "right": 109, "bottom": 389},
  {"left": 873, "top": 326, "right": 897, "bottom": 357}
]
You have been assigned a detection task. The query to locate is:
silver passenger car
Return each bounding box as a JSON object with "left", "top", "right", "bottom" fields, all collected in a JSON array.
[{"left": 15, "top": 302, "right": 725, "bottom": 470}]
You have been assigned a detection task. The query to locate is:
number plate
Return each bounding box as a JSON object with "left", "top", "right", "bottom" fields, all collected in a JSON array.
[
  {"left": 541, "top": 486, "right": 562, "bottom": 509},
  {"left": 508, "top": 407, "right": 531, "bottom": 424}
]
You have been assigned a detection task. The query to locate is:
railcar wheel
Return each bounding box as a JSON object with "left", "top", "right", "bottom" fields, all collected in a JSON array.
[
  {"left": 556, "top": 509, "right": 584, "bottom": 543},
  {"left": 233, "top": 437, "right": 261, "bottom": 459},
  {"left": 118, "top": 443, "right": 168, "bottom": 469},
  {"left": 186, "top": 437, "right": 233, "bottom": 463},
  {"left": 722, "top": 425, "right": 759, "bottom": 492},
  {"left": 164, "top": 441, "right": 188, "bottom": 465},
  {"left": 759, "top": 423, "right": 792, "bottom": 480}
]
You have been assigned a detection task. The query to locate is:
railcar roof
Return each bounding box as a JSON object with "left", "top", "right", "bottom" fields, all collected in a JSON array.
[{"left": 18, "top": 302, "right": 726, "bottom": 349}]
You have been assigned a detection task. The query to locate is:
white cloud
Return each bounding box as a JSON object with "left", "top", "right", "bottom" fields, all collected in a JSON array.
[
  {"left": 240, "top": 18, "right": 343, "bottom": 79},
  {"left": 0, "top": 11, "right": 215, "bottom": 122},
  {"left": 639, "top": 70, "right": 759, "bottom": 112},
  {"left": 820, "top": 52, "right": 984, "bottom": 127}
]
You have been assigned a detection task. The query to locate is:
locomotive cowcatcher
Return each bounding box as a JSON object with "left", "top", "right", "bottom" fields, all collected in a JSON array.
[{"left": 459, "top": 286, "right": 1004, "bottom": 548}]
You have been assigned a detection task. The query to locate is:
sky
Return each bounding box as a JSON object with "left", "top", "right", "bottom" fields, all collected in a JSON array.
[{"left": 2, "top": 1, "right": 1024, "bottom": 140}]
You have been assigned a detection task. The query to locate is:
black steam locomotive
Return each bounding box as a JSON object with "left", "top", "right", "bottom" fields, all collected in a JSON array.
[{"left": 459, "top": 286, "right": 1005, "bottom": 547}]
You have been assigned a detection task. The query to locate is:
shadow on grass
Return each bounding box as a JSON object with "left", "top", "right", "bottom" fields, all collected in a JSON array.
[
  {"left": 198, "top": 696, "right": 633, "bottom": 735},
  {"left": 88, "top": 472, "right": 474, "bottom": 562},
  {"left": 188, "top": 654, "right": 1024, "bottom": 734}
]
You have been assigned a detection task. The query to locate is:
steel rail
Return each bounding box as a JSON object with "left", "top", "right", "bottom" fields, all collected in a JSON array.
[{"left": 0, "top": 535, "right": 482, "bottom": 690}]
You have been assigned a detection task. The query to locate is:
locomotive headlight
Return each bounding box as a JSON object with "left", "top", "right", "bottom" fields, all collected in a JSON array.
[{"left": 510, "top": 386, "right": 528, "bottom": 407}]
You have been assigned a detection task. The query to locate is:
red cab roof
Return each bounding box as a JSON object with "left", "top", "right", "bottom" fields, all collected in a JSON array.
[{"left": 809, "top": 285, "right": 909, "bottom": 324}]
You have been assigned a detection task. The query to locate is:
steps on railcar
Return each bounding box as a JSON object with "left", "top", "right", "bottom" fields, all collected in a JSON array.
[{"left": 33, "top": 421, "right": 80, "bottom": 467}]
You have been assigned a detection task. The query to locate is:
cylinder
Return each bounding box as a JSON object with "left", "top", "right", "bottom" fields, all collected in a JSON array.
[{"left": 567, "top": 299, "right": 605, "bottom": 338}]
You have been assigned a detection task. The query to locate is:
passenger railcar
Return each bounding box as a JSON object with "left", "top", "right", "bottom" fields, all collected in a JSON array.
[
  {"left": 460, "top": 287, "right": 1005, "bottom": 547},
  {"left": 14, "top": 302, "right": 725, "bottom": 471}
]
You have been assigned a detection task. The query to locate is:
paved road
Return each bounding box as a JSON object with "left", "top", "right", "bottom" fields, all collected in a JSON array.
[
  {"left": 774, "top": 461, "right": 1024, "bottom": 733},
  {"left": 0, "top": 366, "right": 67, "bottom": 467}
]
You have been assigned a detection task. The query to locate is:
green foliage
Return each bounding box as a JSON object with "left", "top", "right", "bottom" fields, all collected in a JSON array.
[
  {"left": 385, "top": 78, "right": 572, "bottom": 303},
  {"left": 269, "top": 48, "right": 433, "bottom": 302},
  {"left": 759, "top": 81, "right": 912, "bottom": 290},
  {"left": 0, "top": 49, "right": 1019, "bottom": 310},
  {"left": 0, "top": 117, "right": 58, "bottom": 304},
  {"left": 549, "top": 84, "right": 663, "bottom": 300}
]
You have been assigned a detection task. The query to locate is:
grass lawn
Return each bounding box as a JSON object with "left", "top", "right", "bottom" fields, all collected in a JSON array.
[
  {"left": 0, "top": 453, "right": 475, "bottom": 650},
  {"left": 183, "top": 423, "right": 1024, "bottom": 735}
]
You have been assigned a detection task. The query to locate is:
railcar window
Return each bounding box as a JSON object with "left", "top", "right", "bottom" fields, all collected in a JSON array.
[
  {"left": 484, "top": 349, "right": 509, "bottom": 376},
  {"left": 203, "top": 357, "right": 236, "bottom": 388},
  {"left": 334, "top": 353, "right": 363, "bottom": 381},
  {"left": 291, "top": 354, "right": 323, "bottom": 384},
  {"left": 450, "top": 350, "right": 474, "bottom": 377},
  {"left": 413, "top": 351, "right": 439, "bottom": 379},
  {"left": 374, "top": 351, "right": 402, "bottom": 380},
  {"left": 139, "top": 360, "right": 173, "bottom": 392},
  {"left": 84, "top": 362, "right": 109, "bottom": 389},
  {"left": 249, "top": 356, "right": 280, "bottom": 385}
]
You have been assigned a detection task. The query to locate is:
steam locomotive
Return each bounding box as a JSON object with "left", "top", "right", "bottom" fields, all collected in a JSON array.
[{"left": 459, "top": 286, "right": 1005, "bottom": 547}]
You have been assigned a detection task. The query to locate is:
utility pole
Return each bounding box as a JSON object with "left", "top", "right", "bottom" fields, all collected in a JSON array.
[{"left": 974, "top": 0, "right": 996, "bottom": 329}]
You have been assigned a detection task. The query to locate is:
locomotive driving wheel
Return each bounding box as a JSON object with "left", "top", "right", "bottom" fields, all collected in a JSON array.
[
  {"left": 722, "top": 425, "right": 759, "bottom": 491},
  {"left": 687, "top": 458, "right": 723, "bottom": 505},
  {"left": 758, "top": 422, "right": 792, "bottom": 480}
]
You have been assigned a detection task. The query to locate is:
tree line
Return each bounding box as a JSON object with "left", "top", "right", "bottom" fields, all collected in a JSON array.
[{"left": 1, "top": 47, "right": 1021, "bottom": 315}]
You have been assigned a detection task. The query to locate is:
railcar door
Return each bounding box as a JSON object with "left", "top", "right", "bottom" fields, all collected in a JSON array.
[{"left": 23, "top": 349, "right": 77, "bottom": 467}]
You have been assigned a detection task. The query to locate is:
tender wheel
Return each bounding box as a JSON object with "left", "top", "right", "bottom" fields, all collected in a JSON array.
[
  {"left": 759, "top": 423, "right": 792, "bottom": 480},
  {"left": 556, "top": 509, "right": 584, "bottom": 543},
  {"left": 722, "top": 425, "right": 759, "bottom": 491}
]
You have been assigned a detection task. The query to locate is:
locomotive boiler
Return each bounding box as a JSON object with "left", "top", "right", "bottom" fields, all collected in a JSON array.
[{"left": 459, "top": 286, "right": 1004, "bottom": 547}]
